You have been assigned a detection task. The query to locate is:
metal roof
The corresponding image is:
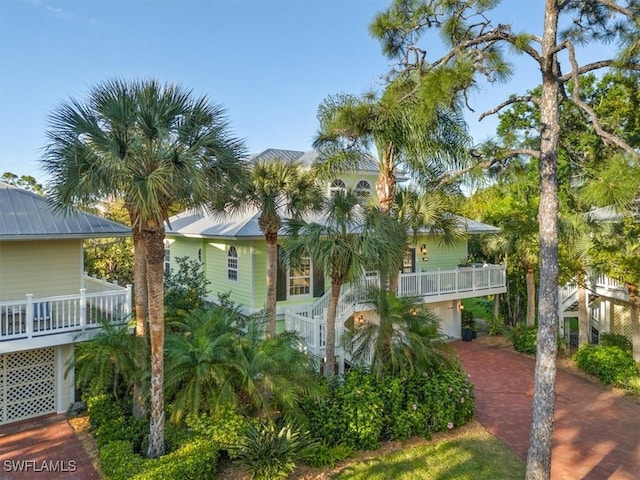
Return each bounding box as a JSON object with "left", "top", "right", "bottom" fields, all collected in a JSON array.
[
  {"left": 0, "top": 182, "right": 131, "bottom": 240},
  {"left": 454, "top": 216, "right": 500, "bottom": 234},
  {"left": 167, "top": 209, "right": 499, "bottom": 239},
  {"left": 247, "top": 148, "right": 381, "bottom": 173}
]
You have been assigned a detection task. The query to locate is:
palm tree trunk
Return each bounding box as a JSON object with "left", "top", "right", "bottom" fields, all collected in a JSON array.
[
  {"left": 628, "top": 283, "right": 640, "bottom": 363},
  {"left": 324, "top": 282, "right": 342, "bottom": 377},
  {"left": 144, "top": 224, "right": 166, "bottom": 458},
  {"left": 577, "top": 274, "right": 589, "bottom": 347},
  {"left": 526, "top": 265, "right": 536, "bottom": 327},
  {"left": 265, "top": 233, "right": 278, "bottom": 338},
  {"left": 526, "top": 3, "right": 560, "bottom": 478},
  {"left": 132, "top": 228, "right": 148, "bottom": 419}
]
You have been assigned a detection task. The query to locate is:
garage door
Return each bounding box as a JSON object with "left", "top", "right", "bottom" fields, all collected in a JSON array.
[{"left": 1, "top": 347, "right": 56, "bottom": 425}]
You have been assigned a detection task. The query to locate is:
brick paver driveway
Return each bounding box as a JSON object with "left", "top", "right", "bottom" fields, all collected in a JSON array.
[
  {"left": 453, "top": 339, "right": 640, "bottom": 480},
  {"left": 0, "top": 414, "right": 99, "bottom": 480}
]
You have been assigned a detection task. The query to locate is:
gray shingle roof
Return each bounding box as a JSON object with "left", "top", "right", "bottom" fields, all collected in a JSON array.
[{"left": 0, "top": 182, "right": 131, "bottom": 240}]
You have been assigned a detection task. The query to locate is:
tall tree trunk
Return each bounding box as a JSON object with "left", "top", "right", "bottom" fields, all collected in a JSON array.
[
  {"left": 628, "top": 283, "right": 640, "bottom": 363},
  {"left": 376, "top": 156, "right": 399, "bottom": 292},
  {"left": 144, "top": 224, "right": 166, "bottom": 458},
  {"left": 577, "top": 273, "right": 589, "bottom": 347},
  {"left": 526, "top": 3, "right": 560, "bottom": 479},
  {"left": 526, "top": 265, "right": 536, "bottom": 327},
  {"left": 132, "top": 228, "right": 148, "bottom": 419},
  {"left": 324, "top": 282, "right": 342, "bottom": 377},
  {"left": 265, "top": 232, "right": 278, "bottom": 338}
]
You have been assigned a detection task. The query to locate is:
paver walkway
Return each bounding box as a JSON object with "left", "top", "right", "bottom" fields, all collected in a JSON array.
[
  {"left": 0, "top": 414, "right": 99, "bottom": 480},
  {"left": 453, "top": 339, "right": 640, "bottom": 480}
]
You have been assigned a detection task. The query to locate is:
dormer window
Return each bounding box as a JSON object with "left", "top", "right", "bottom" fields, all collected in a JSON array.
[
  {"left": 329, "top": 179, "right": 346, "bottom": 197},
  {"left": 355, "top": 180, "right": 371, "bottom": 198}
]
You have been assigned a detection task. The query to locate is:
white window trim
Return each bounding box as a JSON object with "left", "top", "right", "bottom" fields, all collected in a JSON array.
[
  {"left": 355, "top": 179, "right": 371, "bottom": 197},
  {"left": 329, "top": 178, "right": 347, "bottom": 197},
  {"left": 288, "top": 255, "right": 312, "bottom": 298},
  {"left": 227, "top": 245, "right": 238, "bottom": 281}
]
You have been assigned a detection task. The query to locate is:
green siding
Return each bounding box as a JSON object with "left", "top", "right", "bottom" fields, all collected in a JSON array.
[
  {"left": 411, "top": 236, "right": 467, "bottom": 272},
  {"left": 167, "top": 231, "right": 470, "bottom": 314},
  {"left": 0, "top": 240, "right": 82, "bottom": 301}
]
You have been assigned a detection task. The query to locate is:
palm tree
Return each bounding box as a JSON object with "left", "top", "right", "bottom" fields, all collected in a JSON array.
[
  {"left": 238, "top": 158, "right": 323, "bottom": 337},
  {"left": 164, "top": 308, "right": 239, "bottom": 423},
  {"left": 313, "top": 85, "right": 470, "bottom": 214},
  {"left": 228, "top": 317, "right": 322, "bottom": 419},
  {"left": 71, "top": 318, "right": 145, "bottom": 399},
  {"left": 41, "top": 78, "right": 246, "bottom": 457},
  {"left": 342, "top": 289, "right": 453, "bottom": 379},
  {"left": 284, "top": 189, "right": 404, "bottom": 377},
  {"left": 392, "top": 186, "right": 465, "bottom": 292}
]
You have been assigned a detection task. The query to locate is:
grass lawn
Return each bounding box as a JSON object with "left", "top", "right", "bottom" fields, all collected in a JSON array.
[{"left": 294, "top": 422, "right": 525, "bottom": 480}]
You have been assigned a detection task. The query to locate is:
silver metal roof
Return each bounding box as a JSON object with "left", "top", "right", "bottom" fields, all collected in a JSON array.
[
  {"left": 0, "top": 182, "right": 131, "bottom": 240},
  {"left": 167, "top": 209, "right": 499, "bottom": 239},
  {"left": 454, "top": 216, "right": 500, "bottom": 234},
  {"left": 247, "top": 148, "right": 381, "bottom": 173}
]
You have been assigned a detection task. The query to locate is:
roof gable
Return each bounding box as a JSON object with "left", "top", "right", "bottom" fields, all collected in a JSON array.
[{"left": 0, "top": 182, "right": 131, "bottom": 240}]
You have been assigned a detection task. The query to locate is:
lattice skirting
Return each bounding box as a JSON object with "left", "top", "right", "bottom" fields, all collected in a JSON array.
[{"left": 1, "top": 347, "right": 56, "bottom": 425}]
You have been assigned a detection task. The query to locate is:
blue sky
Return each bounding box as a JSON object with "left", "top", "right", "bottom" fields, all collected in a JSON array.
[{"left": 0, "top": 0, "right": 617, "bottom": 179}]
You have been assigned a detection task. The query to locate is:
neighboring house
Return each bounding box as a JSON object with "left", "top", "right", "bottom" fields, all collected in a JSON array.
[
  {"left": 0, "top": 182, "right": 131, "bottom": 425},
  {"left": 166, "top": 148, "right": 507, "bottom": 371},
  {"left": 559, "top": 205, "right": 633, "bottom": 345}
]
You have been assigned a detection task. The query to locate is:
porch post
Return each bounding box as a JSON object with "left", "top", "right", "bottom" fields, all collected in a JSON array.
[
  {"left": 25, "top": 294, "right": 34, "bottom": 337},
  {"left": 80, "top": 288, "right": 87, "bottom": 328}
]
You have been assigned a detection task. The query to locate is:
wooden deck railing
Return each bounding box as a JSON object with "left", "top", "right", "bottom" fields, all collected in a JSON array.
[{"left": 0, "top": 278, "right": 131, "bottom": 344}]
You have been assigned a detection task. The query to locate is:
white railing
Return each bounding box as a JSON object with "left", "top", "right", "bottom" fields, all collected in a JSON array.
[
  {"left": 397, "top": 265, "right": 506, "bottom": 297},
  {"left": 288, "top": 265, "right": 506, "bottom": 357},
  {"left": 0, "top": 280, "right": 131, "bottom": 343}
]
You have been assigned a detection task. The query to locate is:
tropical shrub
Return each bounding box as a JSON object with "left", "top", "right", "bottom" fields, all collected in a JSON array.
[
  {"left": 303, "top": 366, "right": 475, "bottom": 448},
  {"left": 235, "top": 419, "right": 317, "bottom": 480},
  {"left": 85, "top": 389, "right": 147, "bottom": 452},
  {"left": 99, "top": 441, "right": 144, "bottom": 480},
  {"left": 600, "top": 333, "right": 633, "bottom": 352},
  {"left": 184, "top": 405, "right": 252, "bottom": 457},
  {"left": 573, "top": 345, "right": 639, "bottom": 385},
  {"left": 99, "top": 438, "right": 220, "bottom": 480},
  {"left": 510, "top": 324, "right": 538, "bottom": 354},
  {"left": 303, "top": 442, "right": 355, "bottom": 468},
  {"left": 133, "top": 438, "right": 219, "bottom": 480},
  {"left": 164, "top": 256, "right": 211, "bottom": 322}
]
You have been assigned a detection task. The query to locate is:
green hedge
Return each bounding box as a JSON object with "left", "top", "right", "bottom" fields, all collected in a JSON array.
[
  {"left": 573, "top": 345, "right": 639, "bottom": 385},
  {"left": 303, "top": 366, "right": 475, "bottom": 451},
  {"left": 600, "top": 333, "right": 633, "bottom": 353}
]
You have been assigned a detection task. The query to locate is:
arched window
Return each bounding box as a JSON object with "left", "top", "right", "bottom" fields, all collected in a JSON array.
[
  {"left": 355, "top": 180, "right": 371, "bottom": 197},
  {"left": 329, "top": 178, "right": 346, "bottom": 197},
  {"left": 197, "top": 247, "right": 202, "bottom": 263},
  {"left": 227, "top": 246, "right": 238, "bottom": 281}
]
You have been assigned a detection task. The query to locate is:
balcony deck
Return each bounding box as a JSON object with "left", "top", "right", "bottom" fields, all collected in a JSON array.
[
  {"left": 0, "top": 276, "right": 131, "bottom": 353},
  {"left": 285, "top": 264, "right": 506, "bottom": 361}
]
